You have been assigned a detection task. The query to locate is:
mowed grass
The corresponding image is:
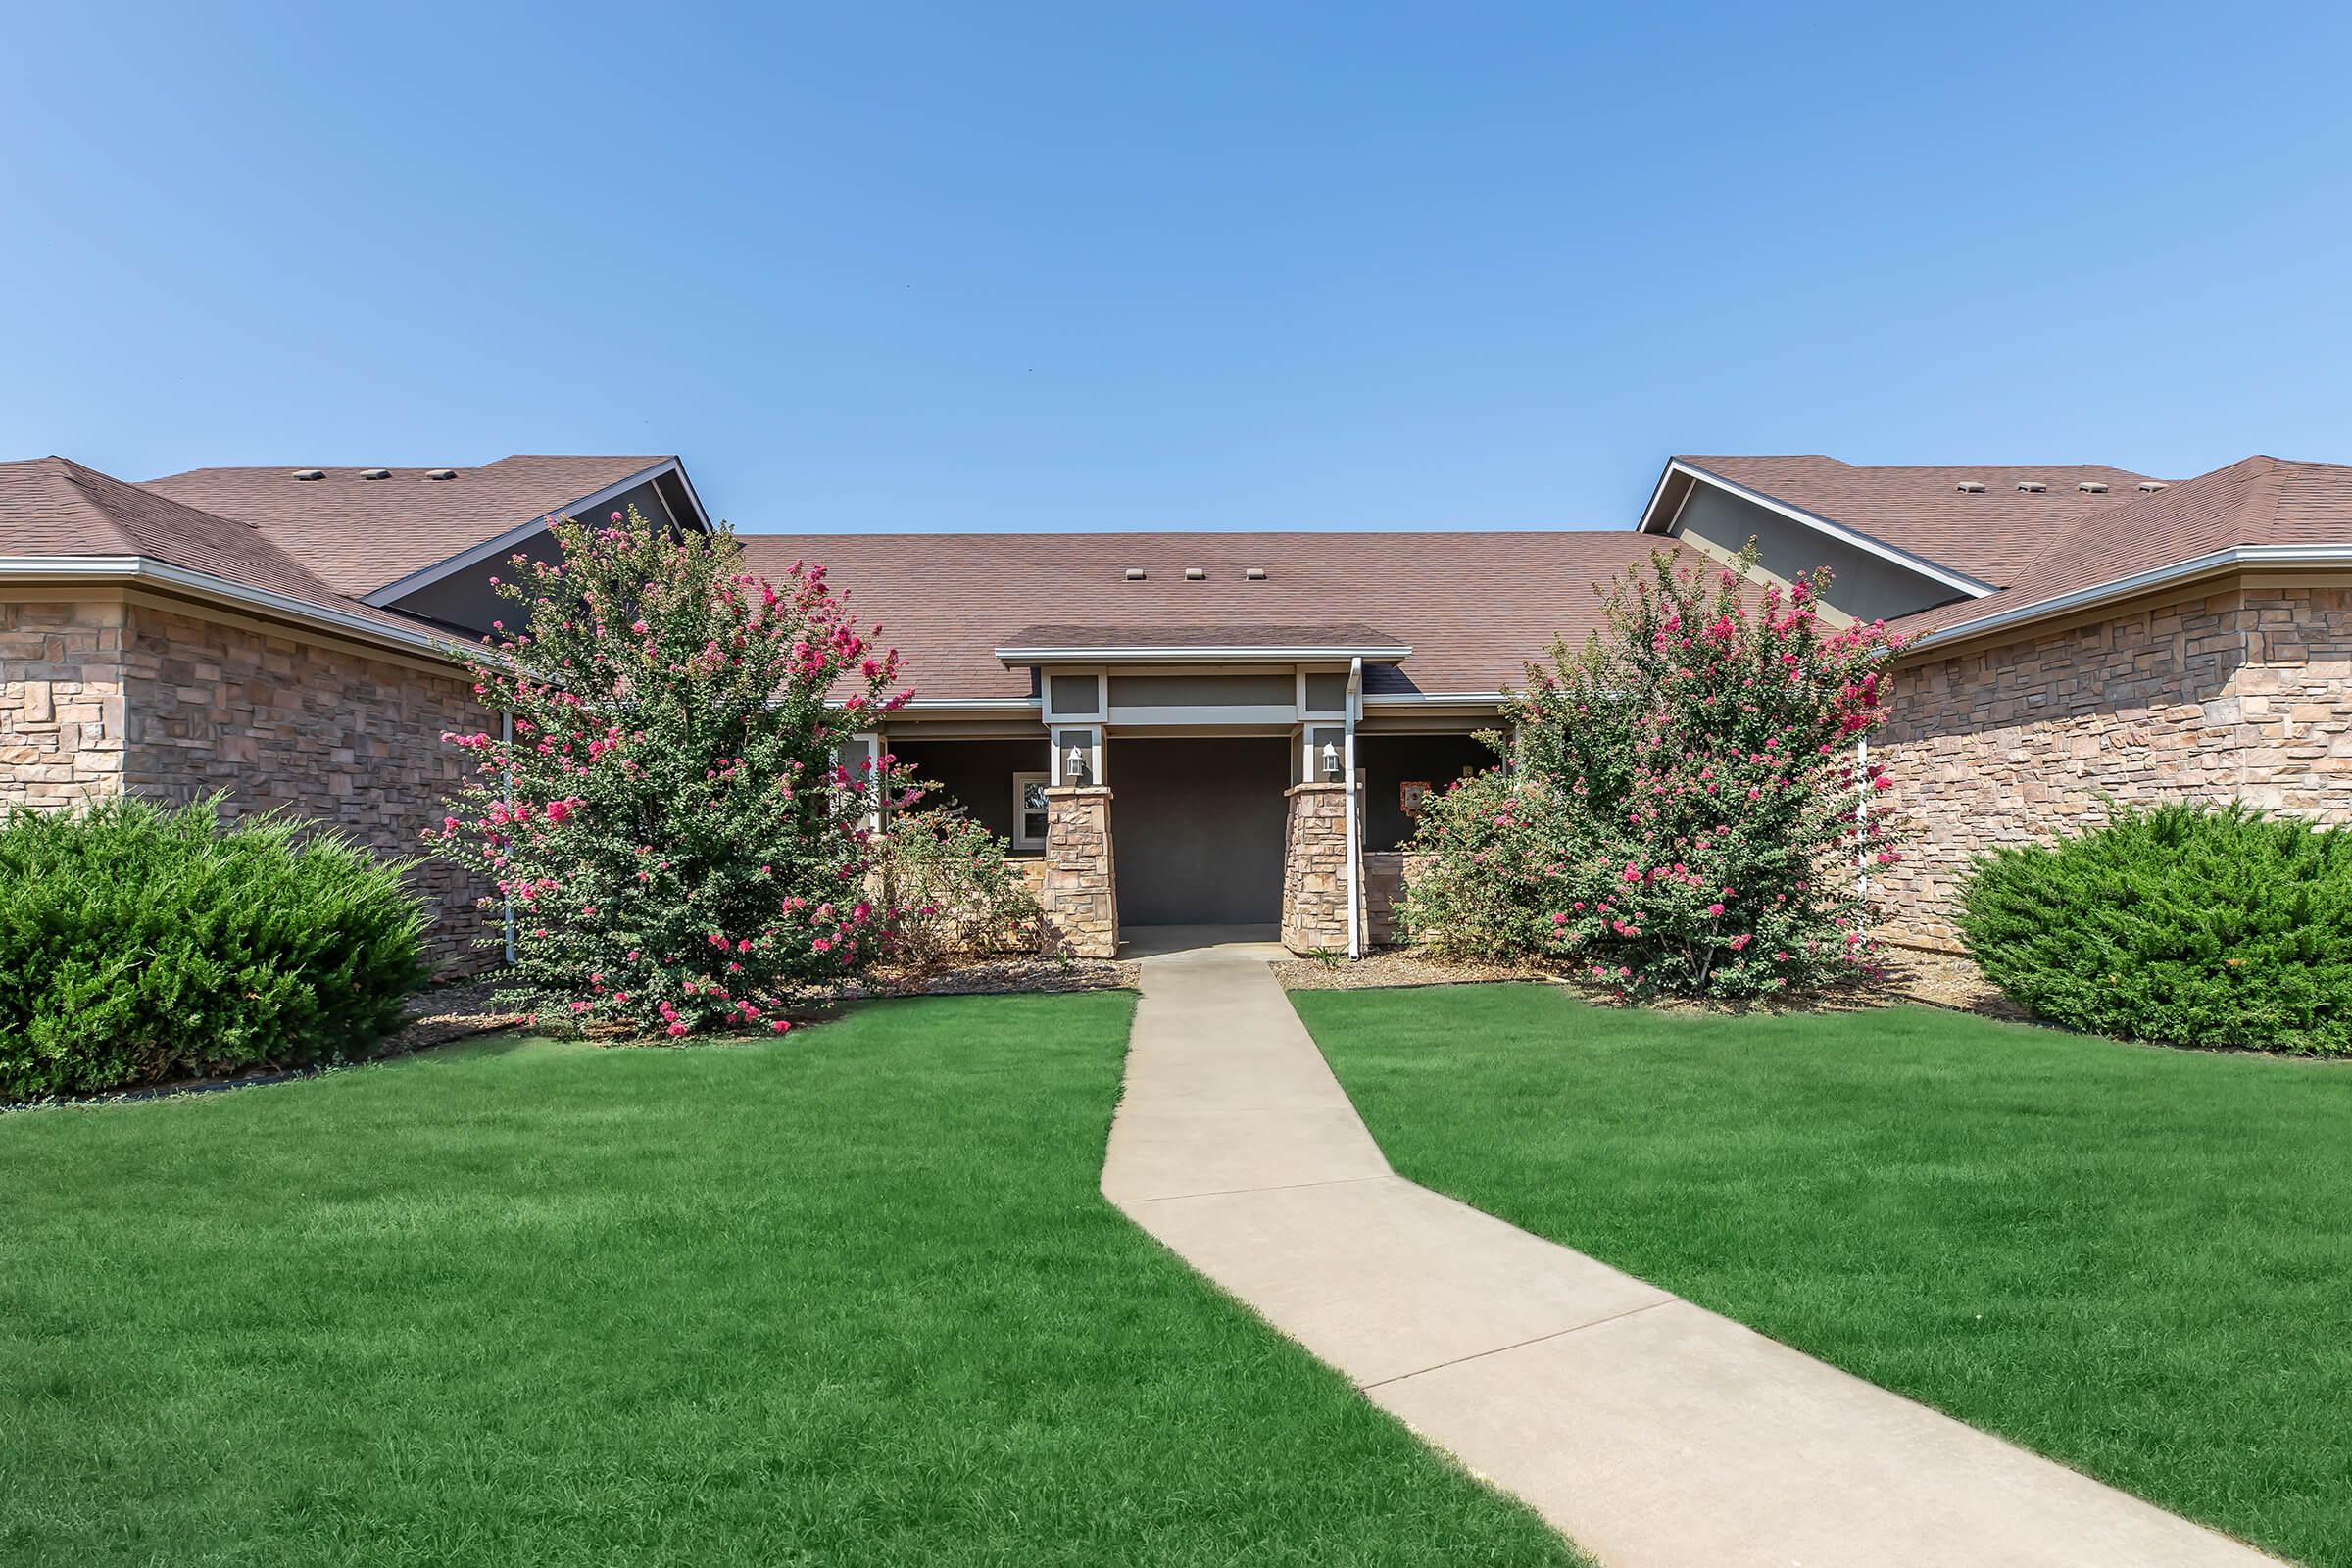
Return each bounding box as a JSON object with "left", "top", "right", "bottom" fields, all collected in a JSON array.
[
  {"left": 1296, "top": 985, "right": 2352, "bottom": 1568},
  {"left": 0, "top": 992, "right": 1581, "bottom": 1568}
]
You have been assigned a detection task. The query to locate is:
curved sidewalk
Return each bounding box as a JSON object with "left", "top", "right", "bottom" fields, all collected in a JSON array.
[{"left": 1100, "top": 929, "right": 2278, "bottom": 1568}]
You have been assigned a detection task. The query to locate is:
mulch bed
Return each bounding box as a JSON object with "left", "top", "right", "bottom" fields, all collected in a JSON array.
[
  {"left": 1273, "top": 942, "right": 2032, "bottom": 1024},
  {"left": 823, "top": 955, "right": 1139, "bottom": 1001},
  {"left": 1272, "top": 949, "right": 1567, "bottom": 992}
]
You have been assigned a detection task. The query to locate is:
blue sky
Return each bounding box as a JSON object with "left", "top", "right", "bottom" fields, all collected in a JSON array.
[{"left": 4, "top": 2, "right": 2347, "bottom": 532}]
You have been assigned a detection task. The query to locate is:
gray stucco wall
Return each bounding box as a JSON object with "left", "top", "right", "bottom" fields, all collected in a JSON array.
[
  {"left": 1357, "top": 732, "right": 1496, "bottom": 849},
  {"left": 386, "top": 477, "right": 685, "bottom": 636},
  {"left": 1109, "top": 736, "right": 1289, "bottom": 925},
  {"left": 1670, "top": 485, "right": 1963, "bottom": 624},
  {"left": 894, "top": 738, "right": 1048, "bottom": 840}
]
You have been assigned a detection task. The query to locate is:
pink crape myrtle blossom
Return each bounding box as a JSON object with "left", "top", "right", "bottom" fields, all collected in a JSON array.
[
  {"left": 424, "top": 502, "right": 917, "bottom": 1037},
  {"left": 1401, "top": 544, "right": 1906, "bottom": 999}
]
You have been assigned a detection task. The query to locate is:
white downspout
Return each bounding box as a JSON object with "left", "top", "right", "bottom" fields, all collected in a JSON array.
[
  {"left": 1345, "top": 657, "right": 1363, "bottom": 959},
  {"left": 1855, "top": 734, "right": 1870, "bottom": 923},
  {"left": 501, "top": 709, "right": 517, "bottom": 966}
]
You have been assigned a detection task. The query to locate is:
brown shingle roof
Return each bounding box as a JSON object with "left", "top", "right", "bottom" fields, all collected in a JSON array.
[
  {"left": 1000, "top": 622, "right": 1406, "bottom": 652},
  {"left": 738, "top": 530, "right": 1698, "bottom": 699},
  {"left": 0, "top": 457, "right": 447, "bottom": 644},
  {"left": 141, "top": 455, "right": 673, "bottom": 597},
  {"left": 1672, "top": 455, "right": 2162, "bottom": 587},
  {"left": 1896, "top": 455, "right": 2352, "bottom": 644}
]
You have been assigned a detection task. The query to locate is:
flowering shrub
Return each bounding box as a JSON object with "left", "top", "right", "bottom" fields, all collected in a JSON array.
[
  {"left": 0, "top": 794, "right": 424, "bottom": 1100},
  {"left": 872, "top": 805, "right": 1044, "bottom": 968},
  {"left": 1961, "top": 802, "right": 2352, "bottom": 1054},
  {"left": 428, "top": 506, "right": 912, "bottom": 1037},
  {"left": 1395, "top": 767, "right": 1575, "bottom": 961},
  {"left": 1404, "top": 548, "right": 1904, "bottom": 998}
]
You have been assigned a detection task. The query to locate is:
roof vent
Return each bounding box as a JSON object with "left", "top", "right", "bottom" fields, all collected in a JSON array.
[
  {"left": 289, "top": 468, "right": 324, "bottom": 481},
  {"left": 359, "top": 468, "right": 391, "bottom": 480},
  {"left": 424, "top": 467, "right": 457, "bottom": 481},
  {"left": 1184, "top": 566, "right": 1206, "bottom": 581},
  {"left": 1123, "top": 567, "right": 1146, "bottom": 581},
  {"left": 2136, "top": 481, "right": 2168, "bottom": 494},
  {"left": 1244, "top": 566, "right": 1267, "bottom": 580},
  {"left": 2077, "top": 480, "right": 2109, "bottom": 494},
  {"left": 1954, "top": 480, "right": 1986, "bottom": 494},
  {"left": 2016, "top": 480, "right": 2047, "bottom": 493}
]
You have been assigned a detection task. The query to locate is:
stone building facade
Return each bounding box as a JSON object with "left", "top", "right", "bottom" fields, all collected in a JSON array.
[
  {"left": 0, "top": 589, "right": 495, "bottom": 972},
  {"left": 0, "top": 597, "right": 130, "bottom": 808},
  {"left": 1039, "top": 786, "right": 1118, "bottom": 957},
  {"left": 1876, "top": 579, "right": 2352, "bottom": 948},
  {"left": 1280, "top": 782, "right": 1365, "bottom": 953}
]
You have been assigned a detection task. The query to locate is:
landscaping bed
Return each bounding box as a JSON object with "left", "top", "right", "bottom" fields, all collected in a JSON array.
[
  {"left": 1297, "top": 983, "right": 2352, "bottom": 1568},
  {"left": 1277, "top": 943, "right": 1993, "bottom": 1019},
  {"left": 1, "top": 991, "right": 1575, "bottom": 1567}
]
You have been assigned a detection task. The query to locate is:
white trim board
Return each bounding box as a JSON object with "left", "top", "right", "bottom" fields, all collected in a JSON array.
[
  {"left": 1906, "top": 544, "right": 2352, "bottom": 651},
  {"left": 0, "top": 554, "right": 454, "bottom": 660},
  {"left": 997, "top": 641, "right": 1410, "bottom": 664},
  {"left": 1635, "top": 459, "right": 1997, "bottom": 600},
  {"left": 362, "top": 459, "right": 701, "bottom": 607}
]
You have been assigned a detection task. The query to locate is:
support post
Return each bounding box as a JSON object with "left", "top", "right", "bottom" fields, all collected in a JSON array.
[{"left": 1039, "top": 785, "right": 1117, "bottom": 957}]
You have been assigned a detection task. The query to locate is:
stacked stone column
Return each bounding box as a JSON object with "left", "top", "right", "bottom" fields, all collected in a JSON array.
[
  {"left": 1040, "top": 785, "right": 1118, "bottom": 957},
  {"left": 1280, "top": 781, "right": 1364, "bottom": 954}
]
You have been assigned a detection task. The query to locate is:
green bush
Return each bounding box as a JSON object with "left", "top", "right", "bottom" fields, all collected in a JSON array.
[
  {"left": 1398, "top": 766, "right": 1577, "bottom": 960},
  {"left": 1959, "top": 802, "right": 2352, "bottom": 1055},
  {"left": 872, "top": 804, "right": 1043, "bottom": 969},
  {"left": 0, "top": 795, "right": 427, "bottom": 1100},
  {"left": 1401, "top": 547, "right": 1906, "bottom": 997}
]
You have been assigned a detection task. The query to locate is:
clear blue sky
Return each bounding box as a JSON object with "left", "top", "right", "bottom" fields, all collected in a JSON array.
[{"left": 5, "top": 2, "right": 2347, "bottom": 532}]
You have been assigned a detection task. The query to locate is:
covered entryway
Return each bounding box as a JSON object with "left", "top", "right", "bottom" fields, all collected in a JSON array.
[{"left": 1108, "top": 736, "right": 1289, "bottom": 926}]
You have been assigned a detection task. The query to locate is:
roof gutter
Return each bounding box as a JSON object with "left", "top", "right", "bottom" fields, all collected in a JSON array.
[
  {"left": 0, "top": 555, "right": 458, "bottom": 662},
  {"left": 1905, "top": 544, "right": 2352, "bottom": 653},
  {"left": 1360, "top": 690, "right": 1509, "bottom": 707},
  {"left": 994, "top": 642, "right": 1411, "bottom": 664}
]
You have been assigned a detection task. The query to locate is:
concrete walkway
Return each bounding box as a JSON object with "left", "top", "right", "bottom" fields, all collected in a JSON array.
[{"left": 1101, "top": 929, "right": 2278, "bottom": 1568}]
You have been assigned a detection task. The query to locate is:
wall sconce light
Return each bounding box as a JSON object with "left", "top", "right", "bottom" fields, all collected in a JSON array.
[
  {"left": 1320, "top": 740, "right": 1342, "bottom": 781},
  {"left": 1065, "top": 743, "right": 1090, "bottom": 785}
]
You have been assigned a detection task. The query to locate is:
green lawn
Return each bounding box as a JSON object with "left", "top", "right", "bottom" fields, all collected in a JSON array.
[
  {"left": 1296, "top": 984, "right": 2352, "bottom": 1568},
  {"left": 0, "top": 993, "right": 1580, "bottom": 1567}
]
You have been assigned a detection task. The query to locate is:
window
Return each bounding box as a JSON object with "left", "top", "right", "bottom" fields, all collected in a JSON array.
[{"left": 1012, "top": 772, "right": 1050, "bottom": 852}]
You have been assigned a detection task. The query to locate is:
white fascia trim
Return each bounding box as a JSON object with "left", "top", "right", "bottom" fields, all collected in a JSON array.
[
  {"left": 1640, "top": 459, "right": 1998, "bottom": 600},
  {"left": 0, "top": 555, "right": 456, "bottom": 660},
  {"left": 1360, "top": 691, "right": 1508, "bottom": 707},
  {"left": 995, "top": 643, "right": 1411, "bottom": 664},
  {"left": 1907, "top": 544, "right": 2352, "bottom": 652},
  {"left": 1633, "top": 458, "right": 1688, "bottom": 536},
  {"left": 891, "top": 697, "right": 1044, "bottom": 713},
  {"left": 361, "top": 459, "right": 689, "bottom": 607}
]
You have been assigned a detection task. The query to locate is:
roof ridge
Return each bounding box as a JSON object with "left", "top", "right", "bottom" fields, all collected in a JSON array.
[{"left": 43, "top": 457, "right": 152, "bottom": 554}]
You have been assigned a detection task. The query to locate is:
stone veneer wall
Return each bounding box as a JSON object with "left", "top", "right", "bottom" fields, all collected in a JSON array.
[
  {"left": 115, "top": 600, "right": 497, "bottom": 974},
  {"left": 0, "top": 599, "right": 129, "bottom": 810},
  {"left": 1039, "top": 786, "right": 1117, "bottom": 957},
  {"left": 1878, "top": 581, "right": 2352, "bottom": 948},
  {"left": 1360, "top": 850, "right": 1434, "bottom": 948},
  {"left": 1280, "top": 782, "right": 1366, "bottom": 954}
]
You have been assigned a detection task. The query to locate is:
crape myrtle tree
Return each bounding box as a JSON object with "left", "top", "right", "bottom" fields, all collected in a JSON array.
[
  {"left": 1404, "top": 547, "right": 1906, "bottom": 998},
  {"left": 428, "top": 505, "right": 915, "bottom": 1036}
]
